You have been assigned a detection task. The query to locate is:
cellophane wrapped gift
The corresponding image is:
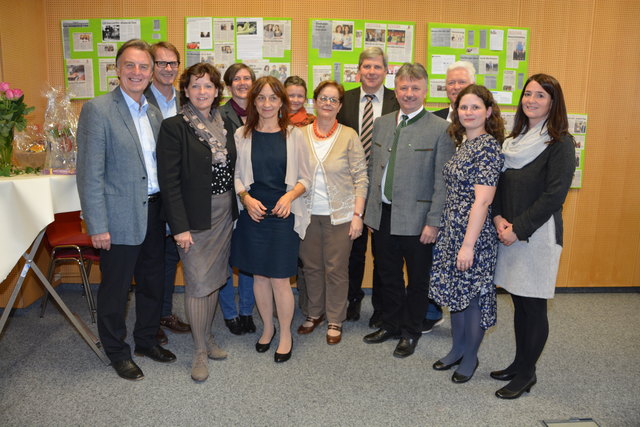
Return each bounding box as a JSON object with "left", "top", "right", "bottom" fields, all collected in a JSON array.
[
  {"left": 43, "top": 86, "right": 77, "bottom": 174},
  {"left": 12, "top": 124, "right": 46, "bottom": 169}
]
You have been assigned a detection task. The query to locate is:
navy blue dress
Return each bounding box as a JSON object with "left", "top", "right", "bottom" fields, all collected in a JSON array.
[
  {"left": 429, "top": 134, "right": 504, "bottom": 329},
  {"left": 230, "top": 130, "right": 299, "bottom": 278}
]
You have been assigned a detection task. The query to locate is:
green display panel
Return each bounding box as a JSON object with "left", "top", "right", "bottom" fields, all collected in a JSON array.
[
  {"left": 308, "top": 19, "right": 415, "bottom": 98},
  {"left": 427, "top": 23, "right": 529, "bottom": 106},
  {"left": 62, "top": 18, "right": 167, "bottom": 99},
  {"left": 185, "top": 17, "right": 292, "bottom": 93}
]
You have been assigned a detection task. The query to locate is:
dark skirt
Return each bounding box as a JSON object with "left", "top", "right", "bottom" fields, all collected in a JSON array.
[{"left": 230, "top": 210, "right": 299, "bottom": 278}]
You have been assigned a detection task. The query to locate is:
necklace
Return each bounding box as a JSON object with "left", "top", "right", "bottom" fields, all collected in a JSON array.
[{"left": 313, "top": 120, "right": 338, "bottom": 139}]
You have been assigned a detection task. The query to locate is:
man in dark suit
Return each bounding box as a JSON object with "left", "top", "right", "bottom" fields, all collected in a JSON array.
[
  {"left": 77, "top": 39, "right": 176, "bottom": 381},
  {"left": 432, "top": 60, "right": 476, "bottom": 122},
  {"left": 363, "top": 63, "right": 454, "bottom": 358},
  {"left": 336, "top": 47, "right": 399, "bottom": 327},
  {"left": 143, "top": 42, "right": 190, "bottom": 345}
]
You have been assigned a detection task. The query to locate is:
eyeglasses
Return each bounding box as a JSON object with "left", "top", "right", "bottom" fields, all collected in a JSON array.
[
  {"left": 317, "top": 95, "right": 340, "bottom": 105},
  {"left": 155, "top": 61, "right": 180, "bottom": 69}
]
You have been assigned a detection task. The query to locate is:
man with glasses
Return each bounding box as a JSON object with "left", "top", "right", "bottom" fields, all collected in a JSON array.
[
  {"left": 77, "top": 39, "right": 176, "bottom": 381},
  {"left": 337, "top": 47, "right": 399, "bottom": 327},
  {"left": 144, "top": 42, "right": 191, "bottom": 345}
]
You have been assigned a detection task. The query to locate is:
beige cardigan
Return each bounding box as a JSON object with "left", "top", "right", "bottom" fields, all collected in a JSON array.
[
  {"left": 234, "top": 125, "right": 311, "bottom": 239},
  {"left": 302, "top": 124, "right": 369, "bottom": 225}
]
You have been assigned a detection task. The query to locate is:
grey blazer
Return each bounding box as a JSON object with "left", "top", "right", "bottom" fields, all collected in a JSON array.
[
  {"left": 364, "top": 109, "right": 454, "bottom": 236},
  {"left": 77, "top": 87, "right": 163, "bottom": 245}
]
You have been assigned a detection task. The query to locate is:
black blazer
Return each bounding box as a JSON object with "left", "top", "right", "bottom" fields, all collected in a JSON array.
[
  {"left": 432, "top": 107, "right": 449, "bottom": 120},
  {"left": 337, "top": 86, "right": 400, "bottom": 135},
  {"left": 157, "top": 113, "right": 238, "bottom": 235},
  {"left": 219, "top": 101, "right": 243, "bottom": 152}
]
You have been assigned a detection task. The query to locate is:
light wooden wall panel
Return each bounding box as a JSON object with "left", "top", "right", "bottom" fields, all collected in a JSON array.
[{"left": 0, "top": 0, "right": 638, "bottom": 288}]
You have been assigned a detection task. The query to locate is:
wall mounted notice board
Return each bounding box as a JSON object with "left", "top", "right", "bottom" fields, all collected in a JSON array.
[
  {"left": 308, "top": 19, "right": 415, "bottom": 98},
  {"left": 427, "top": 22, "right": 529, "bottom": 106},
  {"left": 62, "top": 18, "right": 167, "bottom": 99},
  {"left": 185, "top": 17, "right": 292, "bottom": 96}
]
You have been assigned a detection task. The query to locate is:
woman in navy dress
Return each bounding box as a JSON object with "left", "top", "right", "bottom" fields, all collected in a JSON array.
[
  {"left": 231, "top": 76, "right": 311, "bottom": 363},
  {"left": 429, "top": 84, "right": 504, "bottom": 383}
]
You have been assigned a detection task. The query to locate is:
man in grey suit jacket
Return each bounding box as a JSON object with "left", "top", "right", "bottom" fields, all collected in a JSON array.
[
  {"left": 143, "top": 42, "right": 191, "bottom": 345},
  {"left": 77, "top": 40, "right": 176, "bottom": 381},
  {"left": 363, "top": 63, "right": 454, "bottom": 358},
  {"left": 336, "top": 47, "right": 400, "bottom": 326}
]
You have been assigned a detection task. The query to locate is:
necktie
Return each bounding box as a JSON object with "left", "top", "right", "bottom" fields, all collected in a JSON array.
[
  {"left": 383, "top": 114, "right": 409, "bottom": 202},
  {"left": 360, "top": 94, "right": 375, "bottom": 162}
]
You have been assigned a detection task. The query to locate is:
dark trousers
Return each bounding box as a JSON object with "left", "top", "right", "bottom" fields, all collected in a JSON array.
[
  {"left": 97, "top": 199, "right": 165, "bottom": 363},
  {"left": 373, "top": 203, "right": 432, "bottom": 339},
  {"left": 510, "top": 294, "right": 549, "bottom": 378},
  {"left": 161, "top": 234, "right": 180, "bottom": 317},
  {"left": 348, "top": 230, "right": 382, "bottom": 312}
]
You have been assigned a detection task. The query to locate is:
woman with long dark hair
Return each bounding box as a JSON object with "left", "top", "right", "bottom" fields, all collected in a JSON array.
[{"left": 491, "top": 74, "right": 576, "bottom": 399}]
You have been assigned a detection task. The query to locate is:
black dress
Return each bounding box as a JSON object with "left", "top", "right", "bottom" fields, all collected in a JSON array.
[{"left": 230, "top": 130, "right": 299, "bottom": 278}]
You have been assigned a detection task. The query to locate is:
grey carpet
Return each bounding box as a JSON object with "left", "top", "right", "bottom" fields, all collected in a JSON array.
[{"left": 0, "top": 287, "right": 638, "bottom": 426}]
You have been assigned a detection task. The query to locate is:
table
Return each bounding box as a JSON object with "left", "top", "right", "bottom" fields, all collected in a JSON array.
[{"left": 0, "top": 174, "right": 109, "bottom": 364}]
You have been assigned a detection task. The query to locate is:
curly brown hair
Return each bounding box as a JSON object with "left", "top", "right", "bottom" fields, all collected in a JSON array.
[
  {"left": 178, "top": 63, "right": 224, "bottom": 110},
  {"left": 448, "top": 84, "right": 504, "bottom": 147}
]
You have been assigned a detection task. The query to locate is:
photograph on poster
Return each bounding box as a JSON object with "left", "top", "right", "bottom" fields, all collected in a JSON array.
[
  {"left": 387, "top": 29, "right": 406, "bottom": 46},
  {"left": 332, "top": 22, "right": 354, "bottom": 51},
  {"left": 102, "top": 24, "right": 120, "bottom": 41},
  {"left": 67, "top": 64, "right": 85, "bottom": 81},
  {"left": 97, "top": 43, "right": 116, "bottom": 57},
  {"left": 344, "top": 64, "right": 358, "bottom": 82},
  {"left": 237, "top": 21, "right": 257, "bottom": 35}
]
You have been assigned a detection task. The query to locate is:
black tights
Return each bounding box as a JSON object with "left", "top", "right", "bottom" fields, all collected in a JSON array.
[{"left": 505, "top": 294, "right": 549, "bottom": 382}]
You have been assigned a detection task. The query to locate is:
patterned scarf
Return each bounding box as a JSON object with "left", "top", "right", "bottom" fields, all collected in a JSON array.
[{"left": 181, "top": 102, "right": 228, "bottom": 164}]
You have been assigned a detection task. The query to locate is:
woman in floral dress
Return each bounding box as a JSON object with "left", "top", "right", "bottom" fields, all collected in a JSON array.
[{"left": 429, "top": 84, "right": 504, "bottom": 383}]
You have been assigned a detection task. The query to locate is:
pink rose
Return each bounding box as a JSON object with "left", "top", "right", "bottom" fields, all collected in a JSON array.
[
  {"left": 0, "top": 81, "right": 9, "bottom": 92},
  {"left": 11, "top": 88, "right": 24, "bottom": 99},
  {"left": 4, "top": 89, "right": 16, "bottom": 99}
]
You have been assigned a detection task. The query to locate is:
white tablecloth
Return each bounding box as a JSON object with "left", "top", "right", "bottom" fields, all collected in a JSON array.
[{"left": 0, "top": 174, "right": 80, "bottom": 282}]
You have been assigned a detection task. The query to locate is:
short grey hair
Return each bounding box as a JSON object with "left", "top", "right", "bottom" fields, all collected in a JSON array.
[
  {"left": 446, "top": 61, "right": 476, "bottom": 83},
  {"left": 358, "top": 47, "right": 388, "bottom": 70},
  {"left": 395, "top": 62, "right": 428, "bottom": 82}
]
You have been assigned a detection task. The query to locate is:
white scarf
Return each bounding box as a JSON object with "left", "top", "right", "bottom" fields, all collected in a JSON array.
[{"left": 501, "top": 120, "right": 550, "bottom": 170}]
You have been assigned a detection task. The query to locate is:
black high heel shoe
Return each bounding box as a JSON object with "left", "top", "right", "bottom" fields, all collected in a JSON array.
[
  {"left": 255, "top": 326, "right": 276, "bottom": 353},
  {"left": 490, "top": 368, "right": 517, "bottom": 381},
  {"left": 274, "top": 337, "right": 293, "bottom": 363},
  {"left": 452, "top": 359, "right": 479, "bottom": 384},
  {"left": 433, "top": 357, "right": 462, "bottom": 371},
  {"left": 495, "top": 375, "right": 537, "bottom": 399}
]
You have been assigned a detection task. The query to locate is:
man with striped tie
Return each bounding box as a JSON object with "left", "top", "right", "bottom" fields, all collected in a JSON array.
[{"left": 337, "top": 47, "right": 399, "bottom": 327}]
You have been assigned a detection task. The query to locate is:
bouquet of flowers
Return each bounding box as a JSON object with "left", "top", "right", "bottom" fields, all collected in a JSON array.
[{"left": 0, "top": 81, "right": 34, "bottom": 176}]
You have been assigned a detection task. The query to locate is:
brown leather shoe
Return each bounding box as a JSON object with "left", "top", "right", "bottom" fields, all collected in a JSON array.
[
  {"left": 326, "top": 323, "right": 342, "bottom": 345},
  {"left": 296, "top": 315, "right": 325, "bottom": 334},
  {"left": 160, "top": 314, "right": 191, "bottom": 333},
  {"left": 156, "top": 327, "right": 168, "bottom": 345}
]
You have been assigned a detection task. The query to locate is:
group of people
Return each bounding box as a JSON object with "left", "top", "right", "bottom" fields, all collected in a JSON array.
[{"left": 76, "top": 40, "right": 575, "bottom": 401}]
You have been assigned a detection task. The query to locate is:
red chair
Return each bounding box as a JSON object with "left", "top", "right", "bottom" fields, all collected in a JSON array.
[{"left": 39, "top": 211, "right": 98, "bottom": 323}]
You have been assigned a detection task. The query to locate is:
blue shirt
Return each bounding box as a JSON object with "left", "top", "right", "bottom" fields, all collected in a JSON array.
[
  {"left": 120, "top": 88, "right": 160, "bottom": 195},
  {"left": 149, "top": 83, "right": 178, "bottom": 119}
]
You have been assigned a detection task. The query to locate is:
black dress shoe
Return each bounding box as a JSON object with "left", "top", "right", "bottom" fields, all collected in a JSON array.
[
  {"left": 452, "top": 359, "right": 479, "bottom": 384},
  {"left": 274, "top": 338, "right": 293, "bottom": 363},
  {"left": 490, "top": 368, "right": 518, "bottom": 381},
  {"left": 432, "top": 357, "right": 462, "bottom": 371},
  {"left": 112, "top": 359, "right": 144, "bottom": 381},
  {"left": 368, "top": 311, "right": 383, "bottom": 329},
  {"left": 495, "top": 375, "right": 537, "bottom": 399},
  {"left": 255, "top": 327, "right": 276, "bottom": 353},
  {"left": 393, "top": 337, "right": 418, "bottom": 358},
  {"left": 239, "top": 315, "right": 256, "bottom": 333},
  {"left": 225, "top": 317, "right": 245, "bottom": 335},
  {"left": 134, "top": 345, "right": 177, "bottom": 363},
  {"left": 363, "top": 328, "right": 401, "bottom": 344},
  {"left": 346, "top": 300, "right": 361, "bottom": 321}
]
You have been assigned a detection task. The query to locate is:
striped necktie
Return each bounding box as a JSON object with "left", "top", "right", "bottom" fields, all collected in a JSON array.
[{"left": 361, "top": 94, "right": 375, "bottom": 162}]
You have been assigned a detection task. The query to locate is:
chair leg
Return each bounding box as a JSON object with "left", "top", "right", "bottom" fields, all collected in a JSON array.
[
  {"left": 77, "top": 258, "right": 96, "bottom": 324},
  {"left": 85, "top": 260, "right": 97, "bottom": 321},
  {"left": 40, "top": 258, "right": 59, "bottom": 318}
]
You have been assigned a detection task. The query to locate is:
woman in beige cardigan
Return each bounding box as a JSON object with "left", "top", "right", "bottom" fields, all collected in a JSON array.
[{"left": 297, "top": 80, "right": 368, "bottom": 344}]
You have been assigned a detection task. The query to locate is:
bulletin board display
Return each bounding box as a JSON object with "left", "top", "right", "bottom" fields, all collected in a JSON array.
[
  {"left": 185, "top": 17, "right": 292, "bottom": 94},
  {"left": 502, "top": 111, "right": 586, "bottom": 189},
  {"left": 427, "top": 22, "right": 529, "bottom": 106},
  {"left": 61, "top": 18, "right": 167, "bottom": 99},
  {"left": 308, "top": 19, "right": 415, "bottom": 98}
]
